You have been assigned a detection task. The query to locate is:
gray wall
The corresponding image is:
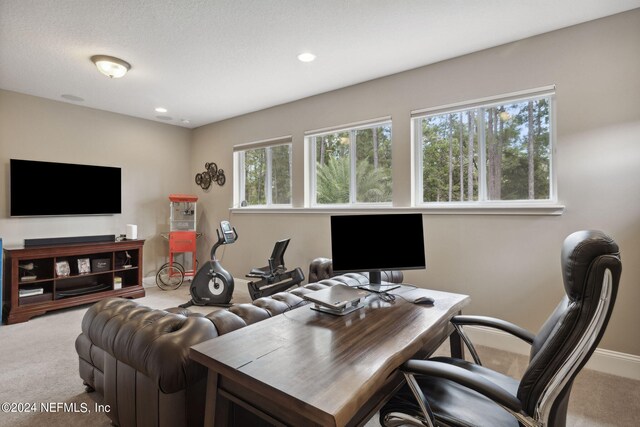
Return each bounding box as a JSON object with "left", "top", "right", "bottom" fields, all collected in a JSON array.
[
  {"left": 0, "top": 90, "right": 193, "bottom": 278},
  {"left": 191, "top": 11, "right": 640, "bottom": 355}
]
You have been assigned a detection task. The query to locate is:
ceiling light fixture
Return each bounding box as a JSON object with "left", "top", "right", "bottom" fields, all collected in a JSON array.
[
  {"left": 90, "top": 55, "right": 131, "bottom": 78},
  {"left": 155, "top": 107, "right": 168, "bottom": 113},
  {"left": 297, "top": 52, "right": 316, "bottom": 63}
]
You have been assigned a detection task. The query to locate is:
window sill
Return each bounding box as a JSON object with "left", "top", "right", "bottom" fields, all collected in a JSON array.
[
  {"left": 230, "top": 203, "right": 565, "bottom": 216},
  {"left": 413, "top": 202, "right": 565, "bottom": 216}
]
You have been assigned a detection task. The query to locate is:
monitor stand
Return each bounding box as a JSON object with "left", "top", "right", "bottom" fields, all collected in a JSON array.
[{"left": 358, "top": 271, "right": 400, "bottom": 293}]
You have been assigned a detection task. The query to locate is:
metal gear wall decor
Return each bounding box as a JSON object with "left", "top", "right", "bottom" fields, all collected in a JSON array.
[{"left": 195, "top": 162, "right": 225, "bottom": 190}]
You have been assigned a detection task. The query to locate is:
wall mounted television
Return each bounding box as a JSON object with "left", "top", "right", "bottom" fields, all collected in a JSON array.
[
  {"left": 10, "top": 159, "right": 122, "bottom": 216},
  {"left": 330, "top": 213, "right": 426, "bottom": 291}
]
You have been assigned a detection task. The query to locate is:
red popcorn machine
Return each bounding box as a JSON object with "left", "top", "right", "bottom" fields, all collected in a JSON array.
[{"left": 156, "top": 194, "right": 201, "bottom": 289}]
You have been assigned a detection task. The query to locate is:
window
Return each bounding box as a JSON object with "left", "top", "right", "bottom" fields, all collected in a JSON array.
[
  {"left": 413, "top": 88, "right": 554, "bottom": 205},
  {"left": 234, "top": 138, "right": 292, "bottom": 207},
  {"left": 307, "top": 119, "right": 392, "bottom": 206}
]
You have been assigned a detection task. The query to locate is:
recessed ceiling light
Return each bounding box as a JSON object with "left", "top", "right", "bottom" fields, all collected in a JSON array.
[
  {"left": 297, "top": 52, "right": 316, "bottom": 63},
  {"left": 155, "top": 107, "right": 168, "bottom": 113},
  {"left": 90, "top": 55, "right": 131, "bottom": 78},
  {"left": 181, "top": 119, "right": 190, "bottom": 124}
]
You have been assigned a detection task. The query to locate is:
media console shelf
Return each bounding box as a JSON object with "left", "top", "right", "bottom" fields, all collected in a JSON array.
[{"left": 2, "top": 239, "right": 145, "bottom": 324}]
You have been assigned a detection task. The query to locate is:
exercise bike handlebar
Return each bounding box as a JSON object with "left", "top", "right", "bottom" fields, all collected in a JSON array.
[{"left": 210, "top": 226, "right": 238, "bottom": 260}]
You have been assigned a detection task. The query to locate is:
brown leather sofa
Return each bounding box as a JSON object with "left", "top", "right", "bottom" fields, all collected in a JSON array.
[{"left": 75, "top": 258, "right": 403, "bottom": 427}]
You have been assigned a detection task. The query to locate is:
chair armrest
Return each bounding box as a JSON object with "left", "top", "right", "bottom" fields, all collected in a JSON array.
[
  {"left": 402, "top": 359, "right": 523, "bottom": 413},
  {"left": 452, "top": 315, "right": 535, "bottom": 344}
]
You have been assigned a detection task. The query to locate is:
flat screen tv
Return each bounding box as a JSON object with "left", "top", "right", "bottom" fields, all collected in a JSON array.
[
  {"left": 10, "top": 159, "right": 121, "bottom": 216},
  {"left": 330, "top": 213, "right": 426, "bottom": 291}
]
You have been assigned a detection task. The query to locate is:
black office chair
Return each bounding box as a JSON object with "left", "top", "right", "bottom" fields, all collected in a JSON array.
[{"left": 380, "top": 230, "right": 622, "bottom": 427}]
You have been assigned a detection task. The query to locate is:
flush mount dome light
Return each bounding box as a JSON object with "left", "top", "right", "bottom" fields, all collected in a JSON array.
[{"left": 90, "top": 55, "right": 131, "bottom": 78}]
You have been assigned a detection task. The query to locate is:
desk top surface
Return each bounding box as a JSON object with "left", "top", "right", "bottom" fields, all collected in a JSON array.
[{"left": 190, "top": 286, "right": 470, "bottom": 426}]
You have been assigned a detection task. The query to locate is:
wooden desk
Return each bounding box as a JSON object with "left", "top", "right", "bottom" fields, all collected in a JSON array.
[{"left": 190, "top": 286, "right": 470, "bottom": 427}]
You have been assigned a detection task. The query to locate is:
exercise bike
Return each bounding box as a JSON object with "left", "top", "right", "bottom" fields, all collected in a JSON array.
[
  {"left": 180, "top": 220, "right": 237, "bottom": 308},
  {"left": 246, "top": 238, "right": 305, "bottom": 300}
]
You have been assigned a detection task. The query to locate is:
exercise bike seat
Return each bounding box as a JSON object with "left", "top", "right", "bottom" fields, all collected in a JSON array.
[
  {"left": 249, "top": 266, "right": 271, "bottom": 276},
  {"left": 248, "top": 265, "right": 285, "bottom": 277}
]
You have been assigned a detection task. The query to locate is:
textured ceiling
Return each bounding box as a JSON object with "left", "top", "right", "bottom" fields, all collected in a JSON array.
[{"left": 1, "top": 0, "right": 638, "bottom": 128}]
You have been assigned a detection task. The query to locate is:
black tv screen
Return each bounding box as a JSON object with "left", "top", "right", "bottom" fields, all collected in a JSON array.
[
  {"left": 330, "top": 213, "right": 426, "bottom": 276},
  {"left": 10, "top": 159, "right": 121, "bottom": 216}
]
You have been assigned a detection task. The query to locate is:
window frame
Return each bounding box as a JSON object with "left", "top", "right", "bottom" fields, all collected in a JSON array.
[
  {"left": 306, "top": 118, "right": 393, "bottom": 208},
  {"left": 412, "top": 86, "right": 557, "bottom": 208},
  {"left": 234, "top": 138, "right": 293, "bottom": 208}
]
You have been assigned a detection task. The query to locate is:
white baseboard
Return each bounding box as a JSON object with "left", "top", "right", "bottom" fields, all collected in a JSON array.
[
  {"left": 587, "top": 348, "right": 640, "bottom": 380},
  {"left": 465, "top": 325, "right": 640, "bottom": 381}
]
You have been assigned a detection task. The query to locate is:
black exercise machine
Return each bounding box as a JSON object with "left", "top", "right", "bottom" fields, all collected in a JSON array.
[
  {"left": 246, "top": 238, "right": 305, "bottom": 300},
  {"left": 181, "top": 220, "right": 237, "bottom": 308}
]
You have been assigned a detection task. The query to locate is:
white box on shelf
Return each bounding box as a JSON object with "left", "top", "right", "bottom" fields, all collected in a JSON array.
[{"left": 126, "top": 224, "right": 137, "bottom": 240}]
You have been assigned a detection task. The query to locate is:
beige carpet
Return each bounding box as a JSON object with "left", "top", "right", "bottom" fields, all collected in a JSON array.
[{"left": 0, "top": 283, "right": 638, "bottom": 426}]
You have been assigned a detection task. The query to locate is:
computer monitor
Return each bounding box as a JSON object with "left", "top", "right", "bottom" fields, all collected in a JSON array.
[{"left": 330, "top": 213, "right": 426, "bottom": 292}]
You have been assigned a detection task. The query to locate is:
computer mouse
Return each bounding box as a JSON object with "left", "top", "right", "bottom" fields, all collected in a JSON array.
[{"left": 414, "top": 296, "right": 435, "bottom": 305}]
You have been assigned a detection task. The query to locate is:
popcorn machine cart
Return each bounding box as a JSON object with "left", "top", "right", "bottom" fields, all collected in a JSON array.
[{"left": 156, "top": 194, "right": 201, "bottom": 290}]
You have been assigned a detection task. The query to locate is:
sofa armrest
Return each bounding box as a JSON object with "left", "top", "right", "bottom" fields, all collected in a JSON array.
[{"left": 308, "top": 257, "right": 334, "bottom": 282}]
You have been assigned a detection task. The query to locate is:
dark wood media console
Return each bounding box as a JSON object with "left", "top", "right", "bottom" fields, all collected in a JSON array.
[{"left": 2, "top": 239, "right": 145, "bottom": 324}]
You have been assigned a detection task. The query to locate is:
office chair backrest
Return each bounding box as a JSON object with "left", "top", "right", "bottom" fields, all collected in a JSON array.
[{"left": 517, "top": 230, "right": 621, "bottom": 426}]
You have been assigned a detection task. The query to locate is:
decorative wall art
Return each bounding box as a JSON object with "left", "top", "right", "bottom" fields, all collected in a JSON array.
[{"left": 195, "top": 162, "right": 225, "bottom": 190}]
